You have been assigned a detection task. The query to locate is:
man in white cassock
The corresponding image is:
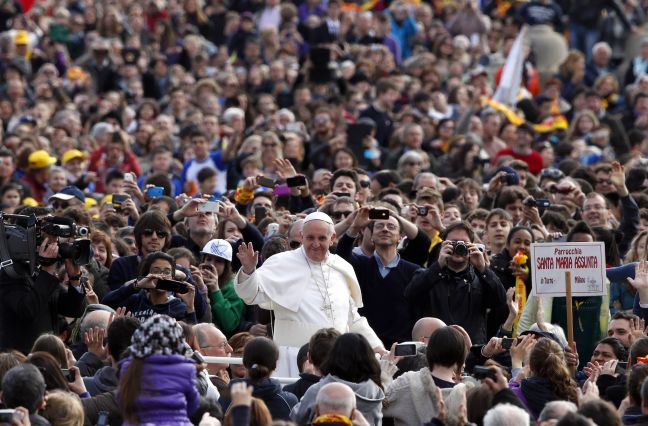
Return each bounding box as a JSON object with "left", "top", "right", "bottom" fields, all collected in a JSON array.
[{"left": 235, "top": 211, "right": 385, "bottom": 377}]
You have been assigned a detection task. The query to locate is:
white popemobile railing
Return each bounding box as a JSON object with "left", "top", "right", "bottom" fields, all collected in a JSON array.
[{"left": 203, "top": 356, "right": 298, "bottom": 385}]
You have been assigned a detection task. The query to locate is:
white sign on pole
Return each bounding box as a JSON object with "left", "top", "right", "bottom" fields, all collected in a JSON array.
[{"left": 530, "top": 242, "right": 606, "bottom": 297}]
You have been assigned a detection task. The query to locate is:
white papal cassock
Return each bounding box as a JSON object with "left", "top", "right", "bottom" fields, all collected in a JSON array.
[{"left": 235, "top": 246, "right": 383, "bottom": 377}]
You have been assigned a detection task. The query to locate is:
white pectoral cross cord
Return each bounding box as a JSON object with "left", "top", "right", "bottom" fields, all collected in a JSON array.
[{"left": 304, "top": 252, "right": 335, "bottom": 324}]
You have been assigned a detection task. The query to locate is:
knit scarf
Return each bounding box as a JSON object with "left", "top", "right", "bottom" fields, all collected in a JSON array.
[
  {"left": 312, "top": 414, "right": 353, "bottom": 426},
  {"left": 512, "top": 251, "right": 528, "bottom": 336}
]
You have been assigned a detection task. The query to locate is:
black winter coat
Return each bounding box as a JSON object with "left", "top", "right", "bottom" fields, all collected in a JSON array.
[
  {"left": 0, "top": 270, "right": 85, "bottom": 353},
  {"left": 404, "top": 262, "right": 507, "bottom": 344}
]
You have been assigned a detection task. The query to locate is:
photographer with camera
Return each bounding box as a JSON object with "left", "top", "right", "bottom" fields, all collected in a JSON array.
[
  {"left": 0, "top": 232, "right": 86, "bottom": 354},
  {"left": 405, "top": 221, "right": 507, "bottom": 344}
]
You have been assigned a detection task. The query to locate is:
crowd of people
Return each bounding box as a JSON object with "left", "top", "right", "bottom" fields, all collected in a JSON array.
[{"left": 3, "top": 0, "right": 648, "bottom": 424}]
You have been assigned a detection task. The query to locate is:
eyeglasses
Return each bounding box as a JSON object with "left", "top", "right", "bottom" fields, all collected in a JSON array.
[
  {"left": 52, "top": 201, "right": 70, "bottom": 210},
  {"left": 289, "top": 240, "right": 301, "bottom": 249},
  {"left": 583, "top": 203, "right": 606, "bottom": 212},
  {"left": 142, "top": 229, "right": 169, "bottom": 238},
  {"left": 359, "top": 180, "right": 370, "bottom": 188},
  {"left": 374, "top": 223, "right": 398, "bottom": 231},
  {"left": 150, "top": 267, "right": 172, "bottom": 276},
  {"left": 332, "top": 211, "right": 353, "bottom": 219},
  {"left": 123, "top": 237, "right": 135, "bottom": 245},
  {"left": 405, "top": 162, "right": 422, "bottom": 166},
  {"left": 202, "top": 341, "right": 231, "bottom": 350}
]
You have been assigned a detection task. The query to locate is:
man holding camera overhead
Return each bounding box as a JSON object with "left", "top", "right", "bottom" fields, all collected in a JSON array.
[
  {"left": 0, "top": 215, "right": 86, "bottom": 353},
  {"left": 405, "top": 221, "right": 507, "bottom": 344}
]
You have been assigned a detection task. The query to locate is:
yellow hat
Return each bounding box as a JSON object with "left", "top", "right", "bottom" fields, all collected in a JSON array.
[
  {"left": 67, "top": 66, "right": 88, "bottom": 82},
  {"left": 22, "top": 197, "right": 38, "bottom": 207},
  {"left": 62, "top": 149, "right": 87, "bottom": 165},
  {"left": 85, "top": 197, "right": 98, "bottom": 208},
  {"left": 100, "top": 194, "right": 113, "bottom": 205},
  {"left": 28, "top": 150, "right": 57, "bottom": 169},
  {"left": 14, "top": 30, "right": 29, "bottom": 45}
]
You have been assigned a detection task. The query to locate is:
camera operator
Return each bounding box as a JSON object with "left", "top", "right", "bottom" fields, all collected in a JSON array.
[
  {"left": 404, "top": 221, "right": 507, "bottom": 344},
  {"left": 0, "top": 234, "right": 86, "bottom": 354}
]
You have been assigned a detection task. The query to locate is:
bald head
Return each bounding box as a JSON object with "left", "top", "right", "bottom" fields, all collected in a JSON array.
[
  {"left": 412, "top": 317, "right": 447, "bottom": 342},
  {"left": 80, "top": 310, "right": 111, "bottom": 336},
  {"left": 316, "top": 382, "right": 355, "bottom": 417},
  {"left": 288, "top": 219, "right": 304, "bottom": 242}
]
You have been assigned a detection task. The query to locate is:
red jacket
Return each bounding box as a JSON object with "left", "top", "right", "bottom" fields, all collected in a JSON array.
[
  {"left": 88, "top": 147, "right": 142, "bottom": 193},
  {"left": 495, "top": 148, "right": 544, "bottom": 175}
]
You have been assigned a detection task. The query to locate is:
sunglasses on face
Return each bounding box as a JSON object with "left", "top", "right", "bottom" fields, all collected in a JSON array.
[
  {"left": 142, "top": 229, "right": 169, "bottom": 238},
  {"left": 332, "top": 211, "right": 353, "bottom": 220},
  {"left": 359, "top": 180, "right": 370, "bottom": 188},
  {"left": 52, "top": 201, "right": 69, "bottom": 210}
]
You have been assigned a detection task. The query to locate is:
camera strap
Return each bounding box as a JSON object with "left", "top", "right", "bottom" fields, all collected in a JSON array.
[{"left": 0, "top": 220, "right": 18, "bottom": 279}]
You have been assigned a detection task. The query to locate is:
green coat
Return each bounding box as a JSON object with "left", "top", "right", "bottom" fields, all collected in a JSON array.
[{"left": 209, "top": 277, "right": 245, "bottom": 336}]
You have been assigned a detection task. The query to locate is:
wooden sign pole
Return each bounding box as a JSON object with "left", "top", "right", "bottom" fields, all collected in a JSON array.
[{"left": 565, "top": 271, "right": 574, "bottom": 348}]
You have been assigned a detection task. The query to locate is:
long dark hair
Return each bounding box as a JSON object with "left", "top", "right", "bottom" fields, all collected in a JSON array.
[
  {"left": 591, "top": 226, "right": 621, "bottom": 266},
  {"left": 26, "top": 352, "right": 70, "bottom": 392},
  {"left": 321, "top": 333, "right": 382, "bottom": 389},
  {"left": 505, "top": 226, "right": 534, "bottom": 257}
]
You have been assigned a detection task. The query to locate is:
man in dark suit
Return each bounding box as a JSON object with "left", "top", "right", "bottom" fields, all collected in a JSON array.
[{"left": 305, "top": 0, "right": 341, "bottom": 45}]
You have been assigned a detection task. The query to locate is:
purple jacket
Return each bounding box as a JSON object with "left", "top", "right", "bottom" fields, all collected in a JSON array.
[{"left": 118, "top": 354, "right": 200, "bottom": 425}]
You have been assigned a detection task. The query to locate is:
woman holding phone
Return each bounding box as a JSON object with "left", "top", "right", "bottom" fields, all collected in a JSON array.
[
  {"left": 102, "top": 252, "right": 196, "bottom": 323},
  {"left": 195, "top": 239, "right": 245, "bottom": 337}
]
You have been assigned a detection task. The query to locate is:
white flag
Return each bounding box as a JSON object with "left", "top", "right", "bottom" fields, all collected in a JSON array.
[{"left": 493, "top": 25, "right": 528, "bottom": 106}]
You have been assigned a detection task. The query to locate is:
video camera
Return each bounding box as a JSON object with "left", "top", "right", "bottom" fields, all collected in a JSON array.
[{"left": 0, "top": 213, "right": 92, "bottom": 279}]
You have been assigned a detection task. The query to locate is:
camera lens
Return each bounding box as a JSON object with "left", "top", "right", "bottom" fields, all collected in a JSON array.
[{"left": 453, "top": 241, "right": 468, "bottom": 256}]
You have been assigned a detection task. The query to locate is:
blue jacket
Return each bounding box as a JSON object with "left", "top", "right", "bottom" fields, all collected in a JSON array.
[
  {"left": 386, "top": 12, "right": 417, "bottom": 59},
  {"left": 118, "top": 354, "right": 200, "bottom": 425},
  {"left": 104, "top": 255, "right": 208, "bottom": 321},
  {"left": 102, "top": 284, "right": 197, "bottom": 323}
]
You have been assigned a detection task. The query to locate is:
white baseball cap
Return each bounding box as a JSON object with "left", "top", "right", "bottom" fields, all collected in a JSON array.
[{"left": 201, "top": 239, "right": 233, "bottom": 262}]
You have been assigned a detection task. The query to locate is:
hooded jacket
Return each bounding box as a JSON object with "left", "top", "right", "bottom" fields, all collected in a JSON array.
[
  {"left": 117, "top": 354, "right": 200, "bottom": 426},
  {"left": 283, "top": 373, "right": 320, "bottom": 400},
  {"left": 220, "top": 378, "right": 297, "bottom": 421},
  {"left": 510, "top": 376, "right": 568, "bottom": 419},
  {"left": 84, "top": 366, "right": 118, "bottom": 396},
  {"left": 291, "top": 374, "right": 385, "bottom": 426}
]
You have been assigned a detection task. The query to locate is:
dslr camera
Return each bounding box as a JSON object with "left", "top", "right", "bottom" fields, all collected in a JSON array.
[{"left": 451, "top": 241, "right": 469, "bottom": 256}]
